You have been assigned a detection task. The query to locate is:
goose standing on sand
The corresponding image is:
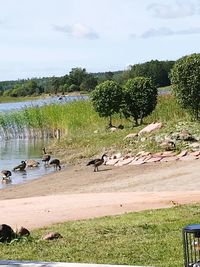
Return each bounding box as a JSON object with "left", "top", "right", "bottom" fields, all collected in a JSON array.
[
  {"left": 13, "top": 161, "right": 26, "bottom": 171},
  {"left": 42, "top": 147, "right": 51, "bottom": 165},
  {"left": 49, "top": 159, "right": 61, "bottom": 171},
  {"left": 1, "top": 170, "right": 12, "bottom": 183},
  {"left": 86, "top": 154, "right": 107, "bottom": 172}
]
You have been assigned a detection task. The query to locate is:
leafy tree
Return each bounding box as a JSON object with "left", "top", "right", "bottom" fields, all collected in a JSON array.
[
  {"left": 124, "top": 60, "right": 174, "bottom": 87},
  {"left": 51, "top": 77, "right": 60, "bottom": 95},
  {"left": 122, "top": 77, "right": 157, "bottom": 126},
  {"left": 80, "top": 74, "right": 98, "bottom": 91},
  {"left": 68, "top": 67, "right": 87, "bottom": 90},
  {"left": 170, "top": 53, "right": 200, "bottom": 120},
  {"left": 91, "top": 80, "right": 123, "bottom": 127}
]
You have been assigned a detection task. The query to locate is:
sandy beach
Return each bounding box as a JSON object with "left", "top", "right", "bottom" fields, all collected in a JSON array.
[{"left": 1, "top": 159, "right": 200, "bottom": 230}]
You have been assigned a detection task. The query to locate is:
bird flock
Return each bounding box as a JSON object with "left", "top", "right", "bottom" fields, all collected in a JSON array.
[
  {"left": 1, "top": 147, "right": 61, "bottom": 184},
  {"left": 1, "top": 150, "right": 108, "bottom": 184}
]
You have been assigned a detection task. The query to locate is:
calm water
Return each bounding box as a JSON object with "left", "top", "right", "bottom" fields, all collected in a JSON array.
[
  {"left": 0, "top": 138, "right": 55, "bottom": 189},
  {"left": 0, "top": 95, "right": 87, "bottom": 189},
  {"left": 0, "top": 95, "right": 87, "bottom": 112}
]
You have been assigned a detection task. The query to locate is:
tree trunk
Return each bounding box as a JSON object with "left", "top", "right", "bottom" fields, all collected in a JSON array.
[{"left": 108, "top": 115, "right": 112, "bottom": 128}]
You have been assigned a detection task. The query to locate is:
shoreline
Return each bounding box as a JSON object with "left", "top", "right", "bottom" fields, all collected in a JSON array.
[{"left": 1, "top": 159, "right": 200, "bottom": 230}]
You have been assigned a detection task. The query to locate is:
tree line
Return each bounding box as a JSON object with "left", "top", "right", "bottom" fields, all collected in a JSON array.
[
  {"left": 91, "top": 53, "right": 200, "bottom": 126},
  {"left": 0, "top": 59, "right": 174, "bottom": 97}
]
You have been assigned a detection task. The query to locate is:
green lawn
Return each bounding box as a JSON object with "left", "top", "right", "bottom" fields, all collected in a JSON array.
[{"left": 1, "top": 204, "right": 200, "bottom": 267}]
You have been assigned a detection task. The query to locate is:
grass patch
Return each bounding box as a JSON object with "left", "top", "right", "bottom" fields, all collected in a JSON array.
[{"left": 0, "top": 204, "right": 200, "bottom": 266}]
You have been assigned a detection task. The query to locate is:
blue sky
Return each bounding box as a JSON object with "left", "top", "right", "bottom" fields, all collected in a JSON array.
[{"left": 0, "top": 0, "right": 200, "bottom": 81}]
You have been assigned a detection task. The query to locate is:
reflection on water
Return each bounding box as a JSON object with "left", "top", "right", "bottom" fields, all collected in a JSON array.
[{"left": 0, "top": 138, "right": 56, "bottom": 190}]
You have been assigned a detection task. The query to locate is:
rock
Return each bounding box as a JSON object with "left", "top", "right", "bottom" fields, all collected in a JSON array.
[
  {"left": 160, "top": 139, "right": 176, "bottom": 151},
  {"left": 42, "top": 232, "right": 63, "bottom": 240},
  {"left": 138, "top": 122, "right": 162, "bottom": 135},
  {"left": 160, "top": 156, "right": 178, "bottom": 162},
  {"left": 109, "top": 127, "right": 118, "bottom": 132},
  {"left": 177, "top": 150, "right": 188, "bottom": 158},
  {"left": 0, "top": 224, "right": 15, "bottom": 242},
  {"left": 106, "top": 158, "right": 119, "bottom": 165},
  {"left": 123, "top": 133, "right": 138, "bottom": 140},
  {"left": 114, "top": 157, "right": 134, "bottom": 166},
  {"left": 17, "top": 226, "right": 30, "bottom": 237},
  {"left": 177, "top": 129, "right": 197, "bottom": 142},
  {"left": 189, "top": 142, "right": 200, "bottom": 150},
  {"left": 111, "top": 152, "right": 122, "bottom": 159},
  {"left": 162, "top": 151, "right": 176, "bottom": 157},
  {"left": 146, "top": 156, "right": 163, "bottom": 163}
]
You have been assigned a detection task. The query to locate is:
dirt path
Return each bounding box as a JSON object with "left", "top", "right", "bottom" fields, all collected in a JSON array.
[{"left": 1, "top": 159, "right": 200, "bottom": 230}]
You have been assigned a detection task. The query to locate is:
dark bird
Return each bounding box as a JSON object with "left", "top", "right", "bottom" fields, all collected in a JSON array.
[
  {"left": 86, "top": 154, "right": 107, "bottom": 172},
  {"left": 49, "top": 159, "right": 61, "bottom": 171},
  {"left": 1, "top": 170, "right": 12, "bottom": 182},
  {"left": 13, "top": 161, "right": 26, "bottom": 171},
  {"left": 42, "top": 147, "right": 51, "bottom": 165},
  {"left": 42, "top": 147, "right": 52, "bottom": 154}
]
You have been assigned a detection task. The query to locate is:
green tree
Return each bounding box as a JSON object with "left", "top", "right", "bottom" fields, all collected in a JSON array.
[
  {"left": 68, "top": 67, "right": 87, "bottom": 90},
  {"left": 91, "top": 80, "right": 123, "bottom": 127},
  {"left": 122, "top": 77, "right": 157, "bottom": 126},
  {"left": 124, "top": 60, "right": 174, "bottom": 87},
  {"left": 80, "top": 74, "right": 98, "bottom": 91},
  {"left": 170, "top": 53, "right": 200, "bottom": 120},
  {"left": 51, "top": 77, "right": 60, "bottom": 95}
]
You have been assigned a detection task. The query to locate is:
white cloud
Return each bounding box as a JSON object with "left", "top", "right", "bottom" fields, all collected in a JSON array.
[
  {"left": 137, "top": 26, "right": 200, "bottom": 38},
  {"left": 147, "top": 0, "right": 197, "bottom": 19},
  {"left": 52, "top": 22, "right": 99, "bottom": 39}
]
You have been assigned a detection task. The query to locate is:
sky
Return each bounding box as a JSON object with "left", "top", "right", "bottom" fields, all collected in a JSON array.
[{"left": 0, "top": 0, "right": 200, "bottom": 81}]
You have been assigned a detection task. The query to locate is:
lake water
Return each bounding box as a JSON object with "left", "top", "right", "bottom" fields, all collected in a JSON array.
[
  {"left": 0, "top": 95, "right": 87, "bottom": 189},
  {"left": 0, "top": 138, "right": 54, "bottom": 190},
  {"left": 0, "top": 95, "right": 87, "bottom": 112}
]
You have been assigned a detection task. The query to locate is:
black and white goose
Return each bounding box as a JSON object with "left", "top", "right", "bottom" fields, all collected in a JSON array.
[
  {"left": 1, "top": 170, "right": 12, "bottom": 182},
  {"left": 42, "top": 147, "right": 51, "bottom": 165},
  {"left": 86, "top": 154, "right": 107, "bottom": 172},
  {"left": 13, "top": 161, "right": 26, "bottom": 171},
  {"left": 49, "top": 159, "right": 61, "bottom": 171}
]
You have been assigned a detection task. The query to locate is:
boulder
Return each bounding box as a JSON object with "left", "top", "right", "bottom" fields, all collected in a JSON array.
[
  {"left": 0, "top": 224, "right": 15, "bottom": 242},
  {"left": 138, "top": 122, "right": 162, "bottom": 135}
]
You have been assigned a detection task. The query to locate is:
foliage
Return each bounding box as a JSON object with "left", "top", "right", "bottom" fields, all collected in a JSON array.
[
  {"left": 124, "top": 60, "right": 175, "bottom": 87},
  {"left": 122, "top": 77, "right": 158, "bottom": 126},
  {"left": 170, "top": 53, "right": 200, "bottom": 120},
  {"left": 2, "top": 80, "right": 44, "bottom": 97},
  {"left": 91, "top": 80, "right": 123, "bottom": 126}
]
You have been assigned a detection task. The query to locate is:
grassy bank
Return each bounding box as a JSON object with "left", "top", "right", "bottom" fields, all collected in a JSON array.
[
  {"left": 0, "top": 94, "right": 199, "bottom": 162},
  {"left": 0, "top": 203, "right": 199, "bottom": 267}
]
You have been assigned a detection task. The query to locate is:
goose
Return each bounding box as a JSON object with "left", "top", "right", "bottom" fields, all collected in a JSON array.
[
  {"left": 86, "top": 154, "right": 107, "bottom": 172},
  {"left": 1, "top": 170, "right": 12, "bottom": 182},
  {"left": 49, "top": 159, "right": 61, "bottom": 171},
  {"left": 13, "top": 161, "right": 26, "bottom": 171},
  {"left": 42, "top": 148, "right": 51, "bottom": 165},
  {"left": 42, "top": 147, "right": 52, "bottom": 154},
  {"left": 26, "top": 159, "right": 40, "bottom": 168}
]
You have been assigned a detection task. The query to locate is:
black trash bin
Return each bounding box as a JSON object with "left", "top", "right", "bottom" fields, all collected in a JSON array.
[{"left": 183, "top": 224, "right": 200, "bottom": 267}]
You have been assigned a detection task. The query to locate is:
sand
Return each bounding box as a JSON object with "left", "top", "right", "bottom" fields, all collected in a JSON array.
[{"left": 1, "top": 159, "right": 200, "bottom": 230}]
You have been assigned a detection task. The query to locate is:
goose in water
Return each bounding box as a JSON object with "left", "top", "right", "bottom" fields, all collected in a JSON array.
[
  {"left": 13, "top": 161, "right": 26, "bottom": 171},
  {"left": 26, "top": 159, "right": 40, "bottom": 168},
  {"left": 1, "top": 170, "right": 12, "bottom": 183},
  {"left": 49, "top": 159, "right": 61, "bottom": 171},
  {"left": 42, "top": 148, "right": 51, "bottom": 165},
  {"left": 86, "top": 154, "right": 107, "bottom": 172}
]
